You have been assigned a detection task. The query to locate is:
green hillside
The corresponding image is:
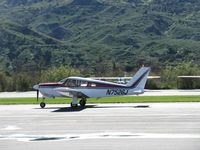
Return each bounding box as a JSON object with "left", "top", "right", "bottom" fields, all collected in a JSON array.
[{"left": 0, "top": 0, "right": 200, "bottom": 73}]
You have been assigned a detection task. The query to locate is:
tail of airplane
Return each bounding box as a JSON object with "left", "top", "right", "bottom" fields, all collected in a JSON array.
[{"left": 126, "top": 67, "right": 150, "bottom": 89}]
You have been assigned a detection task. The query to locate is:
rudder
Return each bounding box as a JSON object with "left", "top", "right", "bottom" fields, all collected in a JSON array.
[{"left": 126, "top": 67, "right": 150, "bottom": 89}]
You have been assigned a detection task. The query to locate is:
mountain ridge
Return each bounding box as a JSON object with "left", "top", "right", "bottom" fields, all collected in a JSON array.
[{"left": 0, "top": 0, "right": 200, "bottom": 73}]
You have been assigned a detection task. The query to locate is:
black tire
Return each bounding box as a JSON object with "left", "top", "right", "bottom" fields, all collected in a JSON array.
[
  {"left": 79, "top": 100, "right": 86, "bottom": 107},
  {"left": 71, "top": 103, "right": 78, "bottom": 108},
  {"left": 40, "top": 102, "right": 46, "bottom": 108}
]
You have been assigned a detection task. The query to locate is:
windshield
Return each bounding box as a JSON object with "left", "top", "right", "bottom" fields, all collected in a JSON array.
[{"left": 58, "top": 78, "right": 68, "bottom": 84}]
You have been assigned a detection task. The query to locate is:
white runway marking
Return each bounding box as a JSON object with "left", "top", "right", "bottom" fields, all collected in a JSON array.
[
  {"left": 0, "top": 132, "right": 200, "bottom": 142},
  {"left": 2, "top": 125, "right": 20, "bottom": 131}
]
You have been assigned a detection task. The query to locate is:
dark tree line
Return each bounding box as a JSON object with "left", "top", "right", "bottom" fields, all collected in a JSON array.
[
  {"left": 0, "top": 65, "right": 79, "bottom": 91},
  {"left": 0, "top": 62, "right": 200, "bottom": 92}
]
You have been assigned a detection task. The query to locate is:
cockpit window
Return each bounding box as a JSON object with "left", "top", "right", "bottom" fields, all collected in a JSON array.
[
  {"left": 58, "top": 78, "right": 68, "bottom": 84},
  {"left": 64, "top": 79, "right": 75, "bottom": 86},
  {"left": 63, "top": 79, "right": 88, "bottom": 87}
]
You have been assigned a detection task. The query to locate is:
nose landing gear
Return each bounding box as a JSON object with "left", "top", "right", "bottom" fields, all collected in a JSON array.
[{"left": 40, "top": 97, "right": 46, "bottom": 108}]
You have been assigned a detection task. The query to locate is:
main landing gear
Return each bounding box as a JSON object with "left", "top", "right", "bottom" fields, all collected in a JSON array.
[
  {"left": 79, "top": 98, "right": 86, "bottom": 107},
  {"left": 71, "top": 96, "right": 87, "bottom": 108}
]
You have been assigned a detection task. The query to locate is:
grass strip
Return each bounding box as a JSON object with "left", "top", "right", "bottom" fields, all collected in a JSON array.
[{"left": 0, "top": 96, "right": 199, "bottom": 104}]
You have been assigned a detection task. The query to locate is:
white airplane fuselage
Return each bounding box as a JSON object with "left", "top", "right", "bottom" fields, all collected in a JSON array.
[{"left": 37, "top": 84, "right": 143, "bottom": 98}]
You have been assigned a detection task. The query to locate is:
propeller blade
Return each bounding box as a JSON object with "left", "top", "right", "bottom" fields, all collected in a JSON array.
[{"left": 37, "top": 90, "right": 39, "bottom": 102}]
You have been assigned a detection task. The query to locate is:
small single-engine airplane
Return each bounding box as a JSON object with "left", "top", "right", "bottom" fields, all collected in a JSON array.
[{"left": 33, "top": 67, "right": 150, "bottom": 108}]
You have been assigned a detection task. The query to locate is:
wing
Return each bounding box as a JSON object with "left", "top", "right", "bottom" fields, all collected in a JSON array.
[
  {"left": 54, "top": 87, "right": 89, "bottom": 98},
  {"left": 90, "top": 76, "right": 160, "bottom": 80}
]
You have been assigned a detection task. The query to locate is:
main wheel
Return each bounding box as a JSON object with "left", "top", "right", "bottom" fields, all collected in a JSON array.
[
  {"left": 79, "top": 99, "right": 86, "bottom": 107},
  {"left": 40, "top": 102, "right": 46, "bottom": 108},
  {"left": 71, "top": 103, "right": 78, "bottom": 108}
]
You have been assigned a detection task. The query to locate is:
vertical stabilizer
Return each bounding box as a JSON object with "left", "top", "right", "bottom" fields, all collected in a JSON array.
[{"left": 126, "top": 67, "right": 150, "bottom": 89}]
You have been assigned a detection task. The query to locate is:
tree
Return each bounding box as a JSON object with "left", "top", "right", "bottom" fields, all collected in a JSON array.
[
  {"left": 0, "top": 72, "right": 7, "bottom": 91},
  {"left": 176, "top": 62, "right": 200, "bottom": 89},
  {"left": 40, "top": 65, "right": 80, "bottom": 82},
  {"left": 161, "top": 62, "right": 200, "bottom": 89}
]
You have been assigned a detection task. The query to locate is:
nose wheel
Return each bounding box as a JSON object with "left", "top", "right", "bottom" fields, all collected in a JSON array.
[
  {"left": 40, "top": 102, "right": 46, "bottom": 108},
  {"left": 40, "top": 97, "right": 46, "bottom": 108}
]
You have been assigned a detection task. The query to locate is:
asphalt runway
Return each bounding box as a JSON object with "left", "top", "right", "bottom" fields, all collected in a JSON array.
[{"left": 0, "top": 103, "right": 200, "bottom": 150}]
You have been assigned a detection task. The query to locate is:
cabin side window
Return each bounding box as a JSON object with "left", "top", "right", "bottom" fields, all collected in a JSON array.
[
  {"left": 76, "top": 80, "right": 81, "bottom": 86},
  {"left": 91, "top": 83, "right": 96, "bottom": 87},
  {"left": 70, "top": 80, "right": 77, "bottom": 86},
  {"left": 64, "top": 79, "right": 77, "bottom": 86},
  {"left": 87, "top": 82, "right": 97, "bottom": 87},
  {"left": 80, "top": 81, "right": 88, "bottom": 87}
]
